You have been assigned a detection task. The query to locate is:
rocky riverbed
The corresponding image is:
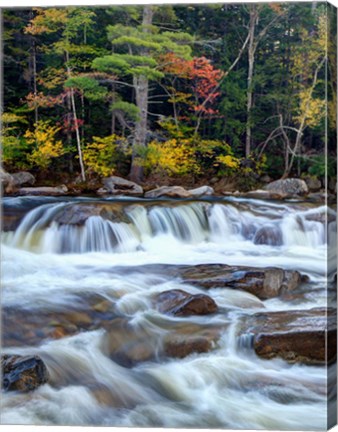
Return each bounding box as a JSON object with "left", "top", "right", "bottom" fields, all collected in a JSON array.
[{"left": 1, "top": 195, "right": 336, "bottom": 429}]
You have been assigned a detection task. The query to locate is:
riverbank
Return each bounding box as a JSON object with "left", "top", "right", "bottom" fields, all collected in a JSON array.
[{"left": 1, "top": 169, "right": 336, "bottom": 205}]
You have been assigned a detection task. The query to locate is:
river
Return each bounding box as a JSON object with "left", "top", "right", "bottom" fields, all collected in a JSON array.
[{"left": 1, "top": 196, "right": 336, "bottom": 429}]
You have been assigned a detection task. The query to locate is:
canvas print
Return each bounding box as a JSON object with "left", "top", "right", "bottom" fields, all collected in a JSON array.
[{"left": 1, "top": 1, "right": 337, "bottom": 429}]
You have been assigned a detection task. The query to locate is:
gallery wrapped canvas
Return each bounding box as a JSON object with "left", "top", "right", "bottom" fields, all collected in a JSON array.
[{"left": 1, "top": 1, "right": 337, "bottom": 430}]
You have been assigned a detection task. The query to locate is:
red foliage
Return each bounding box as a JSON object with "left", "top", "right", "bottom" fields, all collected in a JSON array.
[
  {"left": 61, "top": 115, "right": 84, "bottom": 133},
  {"left": 161, "top": 53, "right": 223, "bottom": 115},
  {"left": 25, "top": 92, "right": 63, "bottom": 109}
]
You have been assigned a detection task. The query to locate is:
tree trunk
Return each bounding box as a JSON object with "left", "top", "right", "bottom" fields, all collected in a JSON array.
[
  {"left": 131, "top": 74, "right": 149, "bottom": 182},
  {"left": 65, "top": 50, "right": 86, "bottom": 182},
  {"left": 32, "top": 41, "right": 38, "bottom": 124},
  {"left": 70, "top": 88, "right": 86, "bottom": 182},
  {"left": 66, "top": 93, "right": 73, "bottom": 173},
  {"left": 245, "top": 5, "right": 257, "bottom": 158},
  {"left": 130, "top": 5, "right": 154, "bottom": 183}
]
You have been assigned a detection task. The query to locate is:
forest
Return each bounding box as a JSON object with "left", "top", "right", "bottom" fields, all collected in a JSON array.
[{"left": 2, "top": 3, "right": 337, "bottom": 192}]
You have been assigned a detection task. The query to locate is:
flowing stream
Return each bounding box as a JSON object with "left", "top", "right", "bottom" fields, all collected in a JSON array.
[{"left": 1, "top": 196, "right": 335, "bottom": 429}]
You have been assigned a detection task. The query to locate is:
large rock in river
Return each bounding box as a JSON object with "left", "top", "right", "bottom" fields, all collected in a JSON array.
[
  {"left": 179, "top": 264, "right": 303, "bottom": 300},
  {"left": 253, "top": 225, "right": 283, "bottom": 246},
  {"left": 54, "top": 203, "right": 129, "bottom": 225},
  {"left": 2, "top": 354, "right": 49, "bottom": 392},
  {"left": 241, "top": 308, "right": 336, "bottom": 365},
  {"left": 155, "top": 289, "right": 218, "bottom": 316},
  {"left": 102, "top": 317, "right": 222, "bottom": 366},
  {"left": 145, "top": 186, "right": 192, "bottom": 199},
  {"left": 98, "top": 176, "right": 143, "bottom": 196},
  {"left": 265, "top": 178, "right": 308, "bottom": 196},
  {"left": 164, "top": 327, "right": 220, "bottom": 358}
]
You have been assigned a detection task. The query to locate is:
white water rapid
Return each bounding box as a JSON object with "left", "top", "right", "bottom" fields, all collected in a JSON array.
[{"left": 1, "top": 196, "right": 335, "bottom": 429}]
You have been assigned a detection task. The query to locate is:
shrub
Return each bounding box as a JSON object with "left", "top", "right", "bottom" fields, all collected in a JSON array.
[
  {"left": 83, "top": 134, "right": 130, "bottom": 177},
  {"left": 24, "top": 121, "right": 64, "bottom": 170}
]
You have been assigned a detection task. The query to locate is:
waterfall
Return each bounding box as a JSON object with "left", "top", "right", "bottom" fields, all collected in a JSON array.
[{"left": 2, "top": 199, "right": 327, "bottom": 254}]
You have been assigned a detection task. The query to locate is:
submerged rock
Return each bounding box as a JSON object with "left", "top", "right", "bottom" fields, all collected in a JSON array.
[
  {"left": 54, "top": 203, "right": 130, "bottom": 226},
  {"left": 103, "top": 317, "right": 222, "bottom": 366},
  {"left": 242, "top": 308, "right": 336, "bottom": 365},
  {"left": 145, "top": 186, "right": 192, "bottom": 199},
  {"left": 98, "top": 176, "right": 143, "bottom": 196},
  {"left": 265, "top": 178, "right": 308, "bottom": 196},
  {"left": 2, "top": 354, "right": 49, "bottom": 392},
  {"left": 155, "top": 289, "right": 218, "bottom": 316},
  {"left": 253, "top": 225, "right": 283, "bottom": 246},
  {"left": 55, "top": 204, "right": 108, "bottom": 225},
  {"left": 164, "top": 335, "right": 214, "bottom": 358}
]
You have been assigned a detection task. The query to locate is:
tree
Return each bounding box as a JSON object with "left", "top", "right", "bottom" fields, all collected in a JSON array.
[
  {"left": 257, "top": 10, "right": 326, "bottom": 178},
  {"left": 25, "top": 7, "right": 100, "bottom": 181},
  {"left": 92, "top": 5, "right": 193, "bottom": 182},
  {"left": 245, "top": 4, "right": 286, "bottom": 158},
  {"left": 160, "top": 53, "right": 223, "bottom": 135}
]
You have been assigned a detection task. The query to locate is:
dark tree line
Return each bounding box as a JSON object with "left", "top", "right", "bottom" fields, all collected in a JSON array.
[{"left": 2, "top": 3, "right": 336, "bottom": 185}]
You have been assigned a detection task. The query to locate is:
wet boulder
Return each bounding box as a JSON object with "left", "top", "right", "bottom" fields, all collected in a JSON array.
[
  {"left": 253, "top": 225, "right": 283, "bottom": 246},
  {"left": 55, "top": 204, "right": 109, "bottom": 225},
  {"left": 265, "top": 178, "right": 308, "bottom": 196},
  {"left": 188, "top": 185, "right": 214, "bottom": 197},
  {"left": 102, "top": 318, "right": 155, "bottom": 367},
  {"left": 11, "top": 171, "right": 36, "bottom": 187},
  {"left": 18, "top": 185, "right": 68, "bottom": 196},
  {"left": 155, "top": 289, "right": 218, "bottom": 316},
  {"left": 98, "top": 176, "right": 143, "bottom": 196},
  {"left": 103, "top": 317, "right": 223, "bottom": 365},
  {"left": 179, "top": 264, "right": 302, "bottom": 300},
  {"left": 145, "top": 186, "right": 192, "bottom": 199},
  {"left": 242, "top": 308, "right": 337, "bottom": 365},
  {"left": 164, "top": 335, "right": 214, "bottom": 358},
  {"left": 54, "top": 203, "right": 130, "bottom": 226},
  {"left": 2, "top": 354, "right": 49, "bottom": 392}
]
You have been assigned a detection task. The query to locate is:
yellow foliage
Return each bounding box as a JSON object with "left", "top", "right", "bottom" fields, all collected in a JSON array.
[
  {"left": 216, "top": 154, "right": 240, "bottom": 170},
  {"left": 295, "top": 90, "right": 326, "bottom": 128},
  {"left": 83, "top": 135, "right": 129, "bottom": 177},
  {"left": 24, "top": 121, "right": 64, "bottom": 169},
  {"left": 143, "top": 139, "right": 199, "bottom": 176},
  {"left": 291, "top": 12, "right": 326, "bottom": 131}
]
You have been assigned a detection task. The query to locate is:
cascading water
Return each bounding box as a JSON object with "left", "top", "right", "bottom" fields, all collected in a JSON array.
[
  {"left": 2, "top": 199, "right": 327, "bottom": 254},
  {"left": 1, "top": 196, "right": 334, "bottom": 429}
]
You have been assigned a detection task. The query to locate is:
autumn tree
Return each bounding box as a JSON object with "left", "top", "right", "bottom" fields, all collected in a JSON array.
[
  {"left": 258, "top": 9, "right": 327, "bottom": 178},
  {"left": 25, "top": 7, "right": 102, "bottom": 181},
  {"left": 159, "top": 53, "right": 223, "bottom": 136},
  {"left": 92, "top": 5, "right": 193, "bottom": 182}
]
